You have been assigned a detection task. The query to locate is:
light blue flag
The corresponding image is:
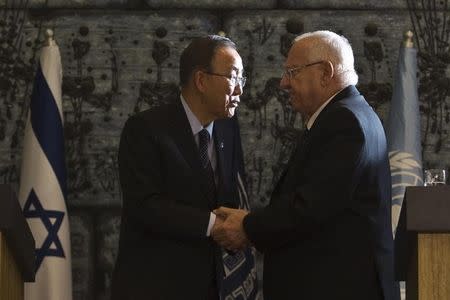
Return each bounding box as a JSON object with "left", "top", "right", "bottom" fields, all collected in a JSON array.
[{"left": 386, "top": 44, "right": 423, "bottom": 236}]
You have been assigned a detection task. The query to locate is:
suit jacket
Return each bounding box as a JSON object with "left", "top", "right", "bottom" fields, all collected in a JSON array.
[
  {"left": 111, "top": 98, "right": 245, "bottom": 300},
  {"left": 243, "top": 86, "right": 395, "bottom": 300}
]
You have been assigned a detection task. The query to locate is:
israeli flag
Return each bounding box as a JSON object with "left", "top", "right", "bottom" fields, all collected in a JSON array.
[
  {"left": 386, "top": 43, "right": 423, "bottom": 235},
  {"left": 18, "top": 30, "right": 72, "bottom": 300}
]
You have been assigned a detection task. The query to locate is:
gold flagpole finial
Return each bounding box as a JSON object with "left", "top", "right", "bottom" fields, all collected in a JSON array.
[
  {"left": 403, "top": 30, "right": 414, "bottom": 48},
  {"left": 217, "top": 31, "right": 226, "bottom": 37},
  {"left": 44, "top": 29, "right": 56, "bottom": 46}
]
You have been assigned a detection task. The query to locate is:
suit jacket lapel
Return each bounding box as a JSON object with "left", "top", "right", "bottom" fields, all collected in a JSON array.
[
  {"left": 213, "top": 119, "right": 238, "bottom": 208},
  {"left": 168, "top": 100, "right": 238, "bottom": 207},
  {"left": 213, "top": 120, "right": 228, "bottom": 193},
  {"left": 273, "top": 129, "right": 310, "bottom": 194},
  {"left": 168, "top": 100, "right": 205, "bottom": 184},
  {"left": 170, "top": 100, "right": 235, "bottom": 207}
]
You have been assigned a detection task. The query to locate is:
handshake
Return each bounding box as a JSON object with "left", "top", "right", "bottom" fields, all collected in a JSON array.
[{"left": 211, "top": 207, "right": 251, "bottom": 252}]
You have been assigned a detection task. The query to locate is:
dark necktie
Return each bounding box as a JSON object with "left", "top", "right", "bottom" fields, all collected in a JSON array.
[{"left": 198, "top": 128, "right": 217, "bottom": 208}]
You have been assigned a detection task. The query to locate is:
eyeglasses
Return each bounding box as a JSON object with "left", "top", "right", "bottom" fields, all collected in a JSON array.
[
  {"left": 282, "top": 61, "right": 324, "bottom": 80},
  {"left": 204, "top": 71, "right": 247, "bottom": 88}
]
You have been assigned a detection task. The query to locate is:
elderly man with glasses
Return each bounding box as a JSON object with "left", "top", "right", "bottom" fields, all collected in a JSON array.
[
  {"left": 214, "top": 30, "right": 395, "bottom": 300},
  {"left": 111, "top": 35, "right": 258, "bottom": 300}
]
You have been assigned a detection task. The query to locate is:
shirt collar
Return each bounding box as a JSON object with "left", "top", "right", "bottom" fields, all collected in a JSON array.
[
  {"left": 180, "top": 94, "right": 214, "bottom": 137},
  {"left": 306, "top": 88, "right": 344, "bottom": 130}
]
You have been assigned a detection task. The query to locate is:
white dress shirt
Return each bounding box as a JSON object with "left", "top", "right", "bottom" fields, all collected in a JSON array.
[{"left": 180, "top": 94, "right": 217, "bottom": 236}]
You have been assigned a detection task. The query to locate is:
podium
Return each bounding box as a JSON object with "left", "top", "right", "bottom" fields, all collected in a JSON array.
[
  {"left": 395, "top": 186, "right": 450, "bottom": 300},
  {"left": 0, "top": 185, "right": 35, "bottom": 300}
]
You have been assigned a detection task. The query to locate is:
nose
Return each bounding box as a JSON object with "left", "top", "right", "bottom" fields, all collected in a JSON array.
[
  {"left": 232, "top": 83, "right": 243, "bottom": 96},
  {"left": 280, "top": 74, "right": 290, "bottom": 90}
]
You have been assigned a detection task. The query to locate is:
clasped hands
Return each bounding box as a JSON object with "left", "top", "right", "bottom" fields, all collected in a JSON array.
[{"left": 211, "top": 207, "right": 250, "bottom": 252}]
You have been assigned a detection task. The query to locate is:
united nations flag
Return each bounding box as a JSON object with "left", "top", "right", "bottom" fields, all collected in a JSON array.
[{"left": 386, "top": 31, "right": 423, "bottom": 235}]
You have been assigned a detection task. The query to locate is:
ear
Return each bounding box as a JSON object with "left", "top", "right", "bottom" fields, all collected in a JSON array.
[
  {"left": 321, "top": 60, "right": 334, "bottom": 86},
  {"left": 194, "top": 70, "right": 207, "bottom": 93}
]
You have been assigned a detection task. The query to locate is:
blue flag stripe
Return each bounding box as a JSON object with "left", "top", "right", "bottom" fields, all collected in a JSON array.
[{"left": 30, "top": 64, "right": 67, "bottom": 198}]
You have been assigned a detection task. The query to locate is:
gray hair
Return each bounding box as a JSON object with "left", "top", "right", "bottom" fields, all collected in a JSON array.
[{"left": 294, "top": 30, "right": 358, "bottom": 86}]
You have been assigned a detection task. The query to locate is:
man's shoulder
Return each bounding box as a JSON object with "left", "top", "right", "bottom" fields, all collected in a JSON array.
[
  {"left": 314, "top": 91, "right": 371, "bottom": 134},
  {"left": 215, "top": 115, "right": 238, "bottom": 126},
  {"left": 214, "top": 115, "right": 240, "bottom": 135},
  {"left": 328, "top": 88, "right": 374, "bottom": 120},
  {"left": 331, "top": 91, "right": 385, "bottom": 139},
  {"left": 126, "top": 102, "right": 180, "bottom": 128}
]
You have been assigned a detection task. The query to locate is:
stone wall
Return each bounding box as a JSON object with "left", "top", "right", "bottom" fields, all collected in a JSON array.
[{"left": 1, "top": 1, "right": 449, "bottom": 299}]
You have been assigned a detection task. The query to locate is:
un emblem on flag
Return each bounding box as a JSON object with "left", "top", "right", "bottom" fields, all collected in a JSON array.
[{"left": 389, "top": 151, "right": 423, "bottom": 206}]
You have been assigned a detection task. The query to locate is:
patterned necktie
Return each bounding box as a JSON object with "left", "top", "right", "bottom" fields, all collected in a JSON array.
[{"left": 198, "top": 128, "right": 216, "bottom": 208}]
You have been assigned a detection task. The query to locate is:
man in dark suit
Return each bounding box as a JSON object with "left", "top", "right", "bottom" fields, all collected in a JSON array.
[
  {"left": 111, "top": 35, "right": 257, "bottom": 300},
  {"left": 213, "top": 30, "right": 395, "bottom": 300}
]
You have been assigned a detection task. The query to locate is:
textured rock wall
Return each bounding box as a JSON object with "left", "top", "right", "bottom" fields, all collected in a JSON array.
[{"left": 1, "top": 1, "right": 449, "bottom": 299}]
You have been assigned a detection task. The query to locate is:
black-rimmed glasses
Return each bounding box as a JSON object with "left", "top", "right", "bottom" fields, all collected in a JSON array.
[
  {"left": 282, "top": 61, "right": 324, "bottom": 80},
  {"left": 204, "top": 71, "right": 247, "bottom": 88}
]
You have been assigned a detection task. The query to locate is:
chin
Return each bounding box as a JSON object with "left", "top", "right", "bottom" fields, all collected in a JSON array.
[{"left": 226, "top": 107, "right": 236, "bottom": 118}]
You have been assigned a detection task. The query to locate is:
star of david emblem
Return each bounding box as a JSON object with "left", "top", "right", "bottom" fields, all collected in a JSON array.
[{"left": 23, "top": 188, "right": 66, "bottom": 272}]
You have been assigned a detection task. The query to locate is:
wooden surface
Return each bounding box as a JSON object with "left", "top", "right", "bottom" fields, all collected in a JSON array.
[
  {"left": 0, "top": 232, "right": 23, "bottom": 300},
  {"left": 418, "top": 233, "right": 450, "bottom": 300}
]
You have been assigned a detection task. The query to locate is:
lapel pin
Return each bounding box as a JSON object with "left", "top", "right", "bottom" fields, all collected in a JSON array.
[{"left": 220, "top": 142, "right": 224, "bottom": 149}]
